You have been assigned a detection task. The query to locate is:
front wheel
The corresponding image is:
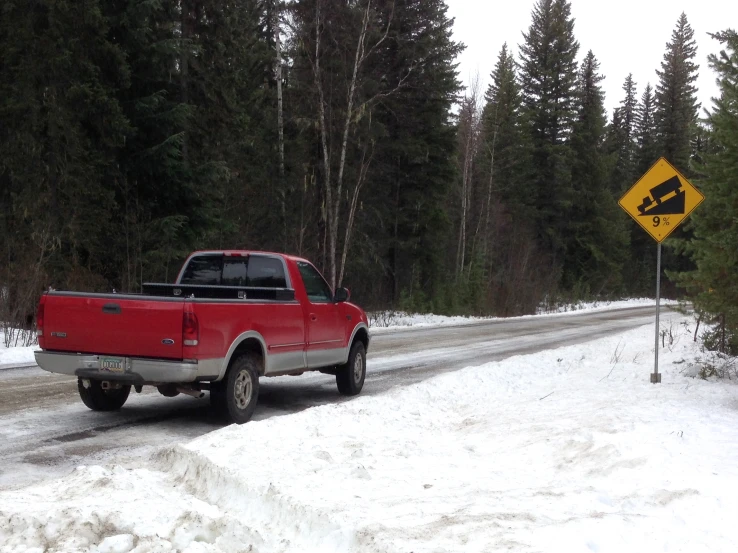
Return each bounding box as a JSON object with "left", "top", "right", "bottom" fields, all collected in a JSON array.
[
  {"left": 78, "top": 379, "right": 131, "bottom": 411},
  {"left": 336, "top": 341, "right": 366, "bottom": 396}
]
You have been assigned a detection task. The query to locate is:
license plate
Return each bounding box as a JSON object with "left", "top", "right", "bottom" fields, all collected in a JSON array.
[{"left": 100, "top": 357, "right": 125, "bottom": 373}]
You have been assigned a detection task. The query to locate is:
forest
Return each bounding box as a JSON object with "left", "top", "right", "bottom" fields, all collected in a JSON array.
[{"left": 1, "top": 0, "right": 736, "bottom": 351}]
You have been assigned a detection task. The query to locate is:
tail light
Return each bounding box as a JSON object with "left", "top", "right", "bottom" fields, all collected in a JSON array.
[
  {"left": 183, "top": 309, "right": 199, "bottom": 346},
  {"left": 36, "top": 296, "right": 46, "bottom": 337}
]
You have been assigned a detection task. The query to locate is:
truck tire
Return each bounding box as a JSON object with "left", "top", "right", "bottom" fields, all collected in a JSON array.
[
  {"left": 221, "top": 354, "right": 260, "bottom": 424},
  {"left": 336, "top": 341, "right": 366, "bottom": 396},
  {"left": 78, "top": 379, "right": 131, "bottom": 411}
]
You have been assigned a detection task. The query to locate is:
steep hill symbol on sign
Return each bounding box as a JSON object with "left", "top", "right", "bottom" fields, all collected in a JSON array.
[{"left": 637, "top": 175, "right": 686, "bottom": 216}]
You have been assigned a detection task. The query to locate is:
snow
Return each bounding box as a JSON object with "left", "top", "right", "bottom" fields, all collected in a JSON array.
[
  {"left": 2, "top": 312, "right": 738, "bottom": 552},
  {"left": 0, "top": 330, "right": 36, "bottom": 368},
  {"left": 369, "top": 297, "right": 680, "bottom": 332}
]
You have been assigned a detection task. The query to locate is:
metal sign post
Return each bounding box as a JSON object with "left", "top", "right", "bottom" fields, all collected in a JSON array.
[
  {"left": 652, "top": 243, "right": 662, "bottom": 383},
  {"left": 618, "top": 158, "right": 705, "bottom": 384}
]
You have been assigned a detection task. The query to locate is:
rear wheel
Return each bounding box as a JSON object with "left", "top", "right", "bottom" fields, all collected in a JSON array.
[
  {"left": 217, "top": 354, "right": 260, "bottom": 424},
  {"left": 78, "top": 379, "right": 131, "bottom": 411},
  {"left": 336, "top": 341, "right": 366, "bottom": 396}
]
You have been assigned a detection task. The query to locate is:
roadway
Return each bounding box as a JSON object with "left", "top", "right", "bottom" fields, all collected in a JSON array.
[{"left": 0, "top": 306, "right": 663, "bottom": 490}]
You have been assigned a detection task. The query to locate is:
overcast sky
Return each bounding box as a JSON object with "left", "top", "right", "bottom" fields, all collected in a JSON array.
[{"left": 446, "top": 0, "right": 738, "bottom": 117}]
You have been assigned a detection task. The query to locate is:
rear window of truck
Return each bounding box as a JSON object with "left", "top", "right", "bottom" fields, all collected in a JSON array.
[{"left": 180, "top": 255, "right": 287, "bottom": 288}]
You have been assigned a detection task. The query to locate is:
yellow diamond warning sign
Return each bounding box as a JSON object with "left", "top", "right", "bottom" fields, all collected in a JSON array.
[{"left": 618, "top": 157, "right": 705, "bottom": 243}]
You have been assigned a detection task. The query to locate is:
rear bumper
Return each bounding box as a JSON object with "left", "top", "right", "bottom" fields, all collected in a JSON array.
[{"left": 34, "top": 350, "right": 199, "bottom": 384}]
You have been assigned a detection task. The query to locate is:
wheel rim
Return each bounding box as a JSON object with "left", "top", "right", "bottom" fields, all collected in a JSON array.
[
  {"left": 353, "top": 353, "right": 364, "bottom": 383},
  {"left": 234, "top": 370, "right": 253, "bottom": 410}
]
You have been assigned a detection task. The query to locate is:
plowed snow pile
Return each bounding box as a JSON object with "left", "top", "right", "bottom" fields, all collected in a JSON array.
[{"left": 2, "top": 313, "right": 738, "bottom": 553}]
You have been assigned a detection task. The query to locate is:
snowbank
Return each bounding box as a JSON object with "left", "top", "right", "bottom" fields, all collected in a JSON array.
[
  {"left": 2, "top": 313, "right": 738, "bottom": 553},
  {"left": 369, "top": 297, "right": 680, "bottom": 332},
  {"left": 0, "top": 330, "right": 36, "bottom": 368}
]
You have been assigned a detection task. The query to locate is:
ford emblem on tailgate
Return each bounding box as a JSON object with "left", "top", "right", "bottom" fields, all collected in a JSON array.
[{"left": 162, "top": 339, "right": 175, "bottom": 345}]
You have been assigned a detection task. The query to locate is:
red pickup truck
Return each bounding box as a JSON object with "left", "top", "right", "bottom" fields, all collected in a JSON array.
[{"left": 34, "top": 251, "right": 370, "bottom": 423}]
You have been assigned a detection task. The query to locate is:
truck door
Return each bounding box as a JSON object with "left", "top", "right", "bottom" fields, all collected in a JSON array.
[{"left": 296, "top": 261, "right": 345, "bottom": 368}]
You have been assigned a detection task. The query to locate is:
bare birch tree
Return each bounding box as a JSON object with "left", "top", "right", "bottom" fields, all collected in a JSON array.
[
  {"left": 274, "top": 2, "right": 287, "bottom": 248},
  {"left": 293, "top": 0, "right": 410, "bottom": 288},
  {"left": 456, "top": 74, "right": 483, "bottom": 279}
]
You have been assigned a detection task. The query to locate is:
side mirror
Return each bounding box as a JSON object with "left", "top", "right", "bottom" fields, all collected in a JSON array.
[{"left": 334, "top": 287, "right": 350, "bottom": 303}]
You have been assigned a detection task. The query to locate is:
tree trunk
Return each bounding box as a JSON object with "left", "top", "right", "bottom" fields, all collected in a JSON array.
[
  {"left": 483, "top": 111, "right": 498, "bottom": 278},
  {"left": 309, "top": 0, "right": 394, "bottom": 288},
  {"left": 180, "top": 0, "right": 189, "bottom": 165},
  {"left": 457, "top": 109, "right": 474, "bottom": 278},
  {"left": 338, "top": 142, "right": 372, "bottom": 287},
  {"left": 275, "top": 6, "right": 286, "bottom": 249},
  {"left": 312, "top": 0, "right": 333, "bottom": 283},
  {"left": 330, "top": 0, "right": 373, "bottom": 289}
]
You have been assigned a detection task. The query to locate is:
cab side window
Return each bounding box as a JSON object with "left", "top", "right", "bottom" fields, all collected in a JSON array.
[
  {"left": 180, "top": 255, "right": 223, "bottom": 285},
  {"left": 297, "top": 262, "right": 333, "bottom": 303}
]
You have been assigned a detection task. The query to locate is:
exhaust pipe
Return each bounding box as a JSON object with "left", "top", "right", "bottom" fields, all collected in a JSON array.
[{"left": 176, "top": 387, "right": 205, "bottom": 399}]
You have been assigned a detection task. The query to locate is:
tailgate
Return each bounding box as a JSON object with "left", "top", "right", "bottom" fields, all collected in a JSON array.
[{"left": 42, "top": 293, "right": 185, "bottom": 359}]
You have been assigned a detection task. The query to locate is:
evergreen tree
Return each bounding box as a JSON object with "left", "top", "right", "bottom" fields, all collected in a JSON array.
[
  {"left": 479, "top": 44, "right": 555, "bottom": 313},
  {"left": 361, "top": 0, "right": 464, "bottom": 307},
  {"left": 673, "top": 30, "right": 738, "bottom": 353},
  {"left": 604, "top": 107, "right": 623, "bottom": 192},
  {"left": 609, "top": 74, "right": 638, "bottom": 192},
  {"left": 0, "top": 0, "right": 130, "bottom": 291},
  {"left": 519, "top": 0, "right": 580, "bottom": 268},
  {"left": 653, "top": 14, "right": 701, "bottom": 287},
  {"left": 566, "top": 51, "right": 627, "bottom": 293},
  {"left": 105, "top": 0, "right": 203, "bottom": 286},
  {"left": 185, "top": 0, "right": 278, "bottom": 252},
  {"left": 103, "top": 0, "right": 275, "bottom": 286},
  {"left": 483, "top": 43, "right": 530, "bottom": 216},
  {"left": 625, "top": 82, "right": 660, "bottom": 295},
  {"left": 655, "top": 12, "right": 700, "bottom": 173},
  {"left": 635, "top": 83, "right": 659, "bottom": 175}
]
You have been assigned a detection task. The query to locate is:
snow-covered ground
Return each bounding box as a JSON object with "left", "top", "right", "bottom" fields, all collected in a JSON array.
[
  {"left": 0, "top": 331, "right": 36, "bottom": 368},
  {"left": 2, "top": 312, "right": 737, "bottom": 553},
  {"left": 369, "top": 297, "right": 680, "bottom": 332}
]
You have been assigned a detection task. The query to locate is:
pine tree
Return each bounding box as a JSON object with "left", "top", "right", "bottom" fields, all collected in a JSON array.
[
  {"left": 0, "top": 0, "right": 130, "bottom": 292},
  {"left": 610, "top": 74, "right": 638, "bottom": 192},
  {"left": 655, "top": 12, "right": 700, "bottom": 173},
  {"left": 483, "top": 44, "right": 531, "bottom": 216},
  {"left": 519, "top": 0, "right": 580, "bottom": 267},
  {"left": 104, "top": 0, "right": 204, "bottom": 286},
  {"left": 478, "top": 44, "right": 554, "bottom": 313},
  {"left": 362, "top": 0, "right": 464, "bottom": 307},
  {"left": 185, "top": 0, "right": 278, "bottom": 253},
  {"left": 635, "top": 83, "right": 659, "bottom": 176},
  {"left": 105, "top": 0, "right": 275, "bottom": 286},
  {"left": 673, "top": 30, "right": 738, "bottom": 353},
  {"left": 622, "top": 82, "right": 661, "bottom": 295},
  {"left": 566, "top": 51, "right": 627, "bottom": 293},
  {"left": 604, "top": 107, "right": 623, "bottom": 192}
]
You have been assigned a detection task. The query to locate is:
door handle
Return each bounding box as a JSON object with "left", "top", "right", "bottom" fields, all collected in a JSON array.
[{"left": 310, "top": 314, "right": 318, "bottom": 322}]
